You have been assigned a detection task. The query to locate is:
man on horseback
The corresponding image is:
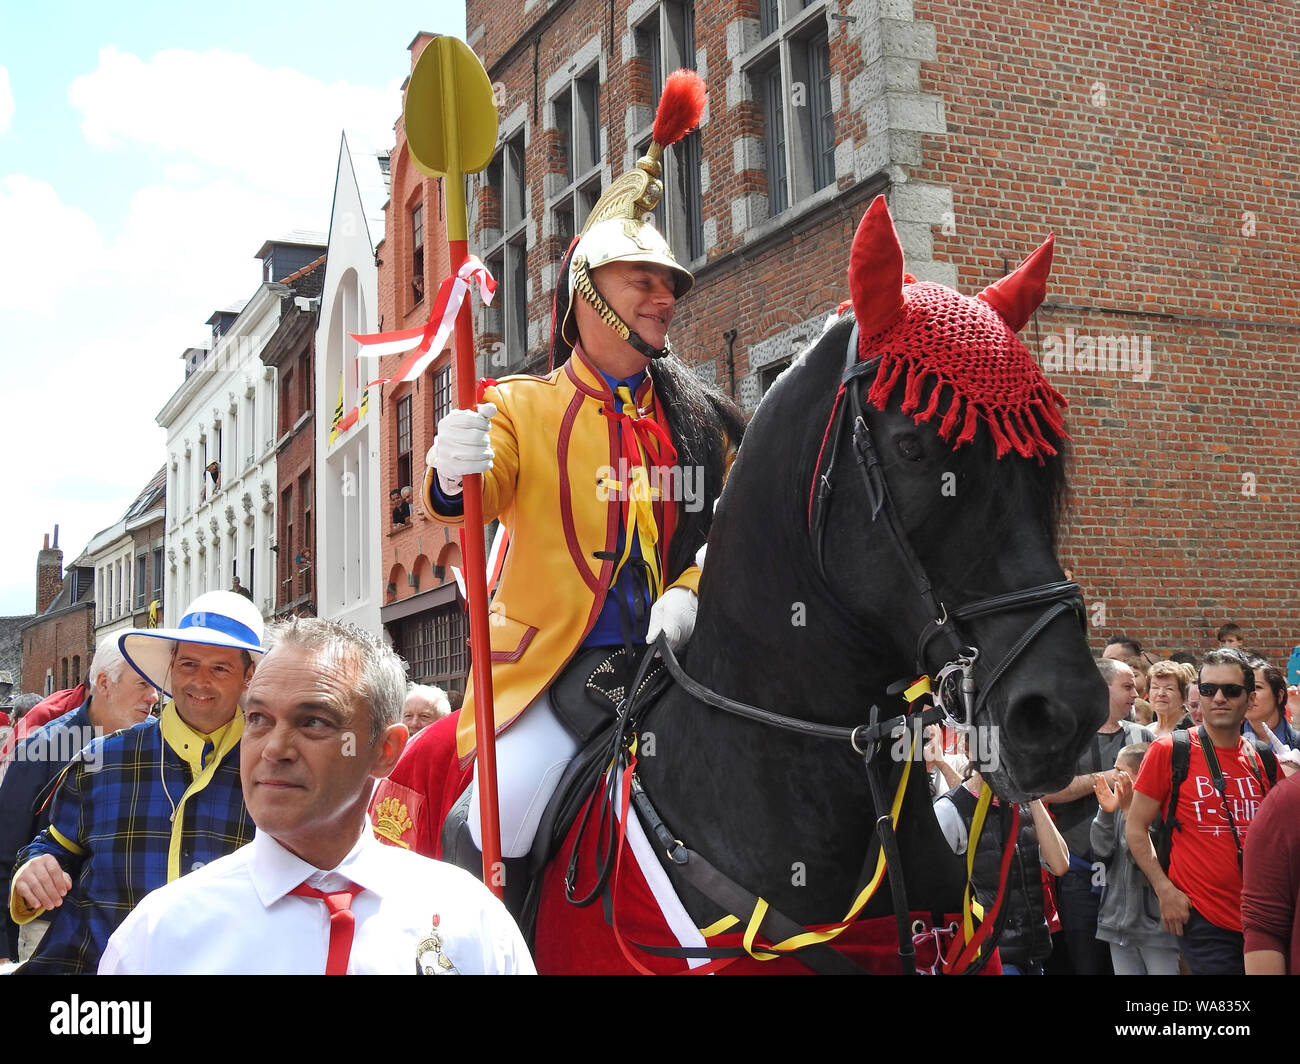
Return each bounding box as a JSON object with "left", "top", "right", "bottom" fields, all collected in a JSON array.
[{"left": 421, "top": 71, "right": 743, "bottom": 893}]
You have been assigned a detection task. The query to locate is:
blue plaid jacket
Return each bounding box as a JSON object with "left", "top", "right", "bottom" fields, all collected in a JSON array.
[{"left": 10, "top": 704, "right": 252, "bottom": 974}]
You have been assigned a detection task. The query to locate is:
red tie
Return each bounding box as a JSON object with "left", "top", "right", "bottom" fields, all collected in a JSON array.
[{"left": 290, "top": 882, "right": 361, "bottom": 975}]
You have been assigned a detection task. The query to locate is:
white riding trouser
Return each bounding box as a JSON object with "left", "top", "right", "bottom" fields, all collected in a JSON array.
[{"left": 467, "top": 689, "right": 581, "bottom": 859}]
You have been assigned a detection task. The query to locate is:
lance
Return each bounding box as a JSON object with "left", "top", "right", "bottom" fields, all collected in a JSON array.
[{"left": 404, "top": 36, "right": 504, "bottom": 897}]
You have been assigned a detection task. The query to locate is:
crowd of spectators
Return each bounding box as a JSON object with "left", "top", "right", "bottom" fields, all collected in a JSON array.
[
  {"left": 4, "top": 609, "right": 1297, "bottom": 976},
  {"left": 926, "top": 622, "right": 1300, "bottom": 976}
]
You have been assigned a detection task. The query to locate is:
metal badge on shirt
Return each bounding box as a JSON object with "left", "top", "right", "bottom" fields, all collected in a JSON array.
[{"left": 416, "top": 914, "right": 458, "bottom": 975}]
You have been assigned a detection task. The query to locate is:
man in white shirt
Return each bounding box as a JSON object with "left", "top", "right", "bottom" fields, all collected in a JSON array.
[{"left": 100, "top": 617, "right": 533, "bottom": 975}]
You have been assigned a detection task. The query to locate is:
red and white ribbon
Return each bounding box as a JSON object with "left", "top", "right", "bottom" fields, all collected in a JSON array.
[
  {"left": 351, "top": 256, "right": 497, "bottom": 387},
  {"left": 451, "top": 521, "right": 509, "bottom": 600}
]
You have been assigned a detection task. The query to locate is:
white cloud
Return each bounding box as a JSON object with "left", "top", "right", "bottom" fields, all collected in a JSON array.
[
  {"left": 115, "top": 178, "right": 313, "bottom": 306},
  {"left": 69, "top": 47, "right": 399, "bottom": 194},
  {"left": 0, "top": 65, "right": 12, "bottom": 134},
  {"left": 162, "top": 161, "right": 200, "bottom": 183},
  {"left": 0, "top": 175, "right": 104, "bottom": 316}
]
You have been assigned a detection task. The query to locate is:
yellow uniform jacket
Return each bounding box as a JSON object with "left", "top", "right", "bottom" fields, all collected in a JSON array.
[{"left": 424, "top": 348, "right": 702, "bottom": 761}]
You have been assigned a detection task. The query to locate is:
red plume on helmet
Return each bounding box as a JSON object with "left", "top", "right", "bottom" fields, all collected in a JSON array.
[
  {"left": 653, "top": 69, "right": 707, "bottom": 148},
  {"left": 845, "top": 195, "right": 1068, "bottom": 461}
]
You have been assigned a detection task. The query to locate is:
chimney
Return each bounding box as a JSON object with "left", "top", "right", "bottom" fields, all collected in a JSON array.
[{"left": 36, "top": 528, "right": 64, "bottom": 615}]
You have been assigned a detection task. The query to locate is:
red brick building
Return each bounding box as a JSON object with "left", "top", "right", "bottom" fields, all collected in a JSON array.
[
  {"left": 261, "top": 253, "right": 326, "bottom": 617},
  {"left": 20, "top": 529, "right": 95, "bottom": 696},
  {"left": 461, "top": 0, "right": 1298, "bottom": 662},
  {"left": 374, "top": 33, "right": 470, "bottom": 695}
]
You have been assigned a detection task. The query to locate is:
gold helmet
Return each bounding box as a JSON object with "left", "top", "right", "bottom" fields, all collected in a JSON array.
[{"left": 556, "top": 70, "right": 705, "bottom": 360}]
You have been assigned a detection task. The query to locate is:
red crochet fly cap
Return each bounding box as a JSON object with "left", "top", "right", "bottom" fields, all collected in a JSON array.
[{"left": 847, "top": 196, "right": 1068, "bottom": 461}]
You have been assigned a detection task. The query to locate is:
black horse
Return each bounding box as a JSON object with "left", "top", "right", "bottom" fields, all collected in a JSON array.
[{"left": 534, "top": 197, "right": 1107, "bottom": 973}]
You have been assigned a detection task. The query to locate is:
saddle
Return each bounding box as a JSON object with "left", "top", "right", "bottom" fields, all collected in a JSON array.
[{"left": 441, "top": 643, "right": 669, "bottom": 932}]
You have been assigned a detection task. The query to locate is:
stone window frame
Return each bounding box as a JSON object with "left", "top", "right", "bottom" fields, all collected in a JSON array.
[{"left": 743, "top": 0, "right": 836, "bottom": 220}]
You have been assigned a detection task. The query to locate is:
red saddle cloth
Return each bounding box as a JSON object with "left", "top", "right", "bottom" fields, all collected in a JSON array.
[{"left": 534, "top": 788, "right": 1001, "bottom": 976}]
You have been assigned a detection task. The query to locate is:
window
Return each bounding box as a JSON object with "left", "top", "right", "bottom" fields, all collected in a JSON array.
[
  {"left": 298, "top": 471, "right": 312, "bottom": 597},
  {"left": 483, "top": 131, "right": 530, "bottom": 373},
  {"left": 297, "top": 352, "right": 311, "bottom": 416},
  {"left": 72, "top": 655, "right": 81, "bottom": 686},
  {"left": 135, "top": 554, "right": 147, "bottom": 609},
  {"left": 247, "top": 391, "right": 257, "bottom": 464},
  {"left": 396, "top": 394, "right": 413, "bottom": 491},
  {"left": 392, "top": 602, "right": 467, "bottom": 692},
  {"left": 633, "top": 2, "right": 703, "bottom": 261},
  {"left": 153, "top": 548, "right": 164, "bottom": 603},
  {"left": 281, "top": 367, "right": 295, "bottom": 431},
  {"left": 540, "top": 65, "right": 603, "bottom": 369},
  {"left": 433, "top": 364, "right": 453, "bottom": 426},
  {"left": 281, "top": 486, "right": 294, "bottom": 600},
  {"left": 759, "top": 357, "right": 792, "bottom": 394},
  {"left": 548, "top": 70, "right": 601, "bottom": 256},
  {"left": 746, "top": 1, "right": 837, "bottom": 219},
  {"left": 411, "top": 202, "right": 425, "bottom": 305},
  {"left": 61, "top": 658, "right": 68, "bottom": 690}
]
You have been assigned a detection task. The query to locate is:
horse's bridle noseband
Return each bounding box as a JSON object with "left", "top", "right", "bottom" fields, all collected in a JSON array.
[{"left": 809, "top": 321, "right": 1086, "bottom": 727}]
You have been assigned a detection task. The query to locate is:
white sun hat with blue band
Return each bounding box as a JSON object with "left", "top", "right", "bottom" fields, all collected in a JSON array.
[{"left": 119, "top": 590, "right": 265, "bottom": 695}]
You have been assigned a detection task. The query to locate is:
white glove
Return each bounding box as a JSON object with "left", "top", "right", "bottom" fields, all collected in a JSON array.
[
  {"left": 646, "top": 586, "right": 698, "bottom": 651},
  {"left": 429, "top": 402, "right": 497, "bottom": 496}
]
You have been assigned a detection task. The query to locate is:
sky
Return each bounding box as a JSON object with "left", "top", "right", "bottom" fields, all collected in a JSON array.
[{"left": 0, "top": 1, "right": 467, "bottom": 616}]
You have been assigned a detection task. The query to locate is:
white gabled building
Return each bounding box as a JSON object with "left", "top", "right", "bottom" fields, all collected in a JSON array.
[
  {"left": 87, "top": 468, "right": 167, "bottom": 645},
  {"left": 316, "top": 135, "right": 387, "bottom": 634},
  {"left": 158, "top": 235, "right": 327, "bottom": 622}
]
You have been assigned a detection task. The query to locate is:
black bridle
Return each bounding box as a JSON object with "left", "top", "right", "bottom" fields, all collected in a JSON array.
[{"left": 809, "top": 322, "right": 1086, "bottom": 727}]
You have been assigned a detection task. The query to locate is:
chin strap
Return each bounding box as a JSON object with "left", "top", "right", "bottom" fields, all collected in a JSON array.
[{"left": 572, "top": 255, "right": 672, "bottom": 359}]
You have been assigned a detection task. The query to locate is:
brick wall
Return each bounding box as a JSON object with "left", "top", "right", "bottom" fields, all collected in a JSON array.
[
  {"left": 21, "top": 606, "right": 94, "bottom": 695},
  {"left": 908, "top": 0, "right": 1300, "bottom": 660},
  {"left": 458, "top": 0, "right": 1298, "bottom": 665},
  {"left": 276, "top": 339, "right": 317, "bottom": 615}
]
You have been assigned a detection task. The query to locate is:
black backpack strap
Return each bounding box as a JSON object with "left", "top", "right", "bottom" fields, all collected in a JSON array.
[
  {"left": 1244, "top": 737, "right": 1277, "bottom": 788},
  {"left": 1159, "top": 729, "right": 1191, "bottom": 869}
]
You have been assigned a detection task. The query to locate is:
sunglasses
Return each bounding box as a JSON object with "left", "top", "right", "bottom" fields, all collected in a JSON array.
[{"left": 1197, "top": 682, "right": 1249, "bottom": 699}]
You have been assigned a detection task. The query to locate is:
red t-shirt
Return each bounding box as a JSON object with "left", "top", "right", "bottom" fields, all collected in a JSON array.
[{"left": 1134, "top": 730, "right": 1273, "bottom": 931}]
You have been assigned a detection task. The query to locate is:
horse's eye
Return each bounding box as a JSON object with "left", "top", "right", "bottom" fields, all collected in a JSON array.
[{"left": 897, "top": 433, "right": 924, "bottom": 461}]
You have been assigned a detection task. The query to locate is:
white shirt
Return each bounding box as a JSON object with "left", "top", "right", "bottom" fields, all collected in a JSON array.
[{"left": 99, "top": 823, "right": 535, "bottom": 975}]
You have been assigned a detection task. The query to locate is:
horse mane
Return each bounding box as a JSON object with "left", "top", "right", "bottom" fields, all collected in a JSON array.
[{"left": 648, "top": 355, "right": 747, "bottom": 581}]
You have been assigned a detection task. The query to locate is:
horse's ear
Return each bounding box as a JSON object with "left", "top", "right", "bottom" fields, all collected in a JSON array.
[
  {"left": 849, "top": 196, "right": 906, "bottom": 337},
  {"left": 976, "top": 234, "right": 1054, "bottom": 333}
]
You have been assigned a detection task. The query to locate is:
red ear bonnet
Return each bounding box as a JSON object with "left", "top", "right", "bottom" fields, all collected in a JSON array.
[
  {"left": 848, "top": 196, "right": 906, "bottom": 336},
  {"left": 976, "top": 235, "right": 1055, "bottom": 332},
  {"left": 844, "top": 198, "right": 1068, "bottom": 461}
]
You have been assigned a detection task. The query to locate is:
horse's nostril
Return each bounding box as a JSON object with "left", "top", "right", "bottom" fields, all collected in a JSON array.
[
  {"left": 1003, "top": 693, "right": 1070, "bottom": 750},
  {"left": 994, "top": 693, "right": 1084, "bottom": 790}
]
